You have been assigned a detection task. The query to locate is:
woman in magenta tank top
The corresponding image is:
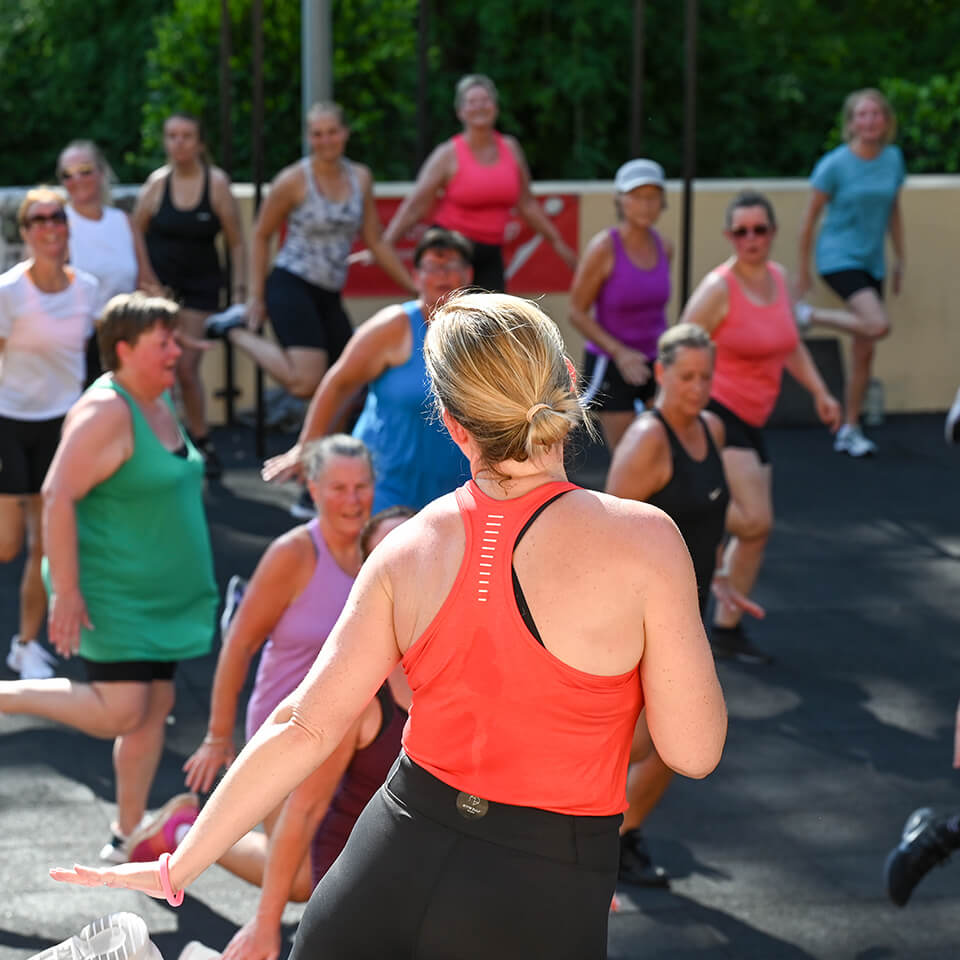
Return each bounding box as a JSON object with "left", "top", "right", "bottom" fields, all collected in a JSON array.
[
  {"left": 681, "top": 190, "right": 841, "bottom": 665},
  {"left": 571, "top": 159, "right": 674, "bottom": 458},
  {"left": 180, "top": 434, "right": 376, "bottom": 897},
  {"left": 383, "top": 74, "right": 577, "bottom": 291}
]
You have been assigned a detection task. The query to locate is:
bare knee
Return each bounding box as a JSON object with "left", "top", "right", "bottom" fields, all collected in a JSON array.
[
  {"left": 287, "top": 372, "right": 324, "bottom": 398},
  {"left": 0, "top": 538, "right": 23, "bottom": 564}
]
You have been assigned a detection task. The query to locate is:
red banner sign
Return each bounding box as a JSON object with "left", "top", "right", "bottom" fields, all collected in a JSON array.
[{"left": 342, "top": 194, "right": 579, "bottom": 297}]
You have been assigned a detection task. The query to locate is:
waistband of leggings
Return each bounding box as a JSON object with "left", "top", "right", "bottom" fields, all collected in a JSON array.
[{"left": 384, "top": 752, "right": 621, "bottom": 868}]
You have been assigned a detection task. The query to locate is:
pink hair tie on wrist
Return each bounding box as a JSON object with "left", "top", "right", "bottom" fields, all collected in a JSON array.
[{"left": 158, "top": 852, "right": 184, "bottom": 907}]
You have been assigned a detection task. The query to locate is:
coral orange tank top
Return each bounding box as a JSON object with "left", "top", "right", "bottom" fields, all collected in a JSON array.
[
  {"left": 432, "top": 133, "right": 521, "bottom": 246},
  {"left": 709, "top": 261, "right": 799, "bottom": 427},
  {"left": 401, "top": 479, "right": 644, "bottom": 816}
]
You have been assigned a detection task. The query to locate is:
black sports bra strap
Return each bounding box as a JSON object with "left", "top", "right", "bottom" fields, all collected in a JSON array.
[{"left": 511, "top": 490, "right": 575, "bottom": 646}]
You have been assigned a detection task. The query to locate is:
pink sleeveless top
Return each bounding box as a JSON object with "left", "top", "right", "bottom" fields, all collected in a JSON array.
[
  {"left": 433, "top": 133, "right": 521, "bottom": 245},
  {"left": 244, "top": 520, "right": 355, "bottom": 740},
  {"left": 709, "top": 261, "right": 799, "bottom": 428}
]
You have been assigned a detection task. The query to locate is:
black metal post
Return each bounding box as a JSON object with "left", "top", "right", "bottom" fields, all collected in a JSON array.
[
  {"left": 219, "top": 0, "right": 238, "bottom": 426},
  {"left": 417, "top": 0, "right": 431, "bottom": 165},
  {"left": 681, "top": 0, "right": 697, "bottom": 307},
  {"left": 252, "top": 0, "right": 266, "bottom": 459},
  {"left": 630, "top": 0, "right": 645, "bottom": 157}
]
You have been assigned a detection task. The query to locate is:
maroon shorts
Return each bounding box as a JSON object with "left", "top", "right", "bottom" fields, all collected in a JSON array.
[{"left": 310, "top": 687, "right": 405, "bottom": 886}]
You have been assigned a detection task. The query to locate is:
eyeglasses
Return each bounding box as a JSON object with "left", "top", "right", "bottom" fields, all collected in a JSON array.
[
  {"left": 417, "top": 260, "right": 469, "bottom": 275},
  {"left": 23, "top": 210, "right": 68, "bottom": 228},
  {"left": 730, "top": 224, "right": 771, "bottom": 239},
  {"left": 60, "top": 166, "right": 96, "bottom": 182}
]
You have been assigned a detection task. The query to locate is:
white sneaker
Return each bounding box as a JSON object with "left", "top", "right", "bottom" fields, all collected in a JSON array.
[
  {"left": 6, "top": 635, "right": 57, "bottom": 679},
  {"left": 945, "top": 386, "right": 960, "bottom": 445},
  {"left": 26, "top": 912, "right": 163, "bottom": 960},
  {"left": 834, "top": 423, "right": 877, "bottom": 458},
  {"left": 793, "top": 300, "right": 814, "bottom": 333}
]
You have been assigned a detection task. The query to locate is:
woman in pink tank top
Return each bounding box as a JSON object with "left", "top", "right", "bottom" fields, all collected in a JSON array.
[
  {"left": 383, "top": 74, "right": 577, "bottom": 291},
  {"left": 178, "top": 434, "right": 379, "bottom": 898},
  {"left": 681, "top": 190, "right": 841, "bottom": 665}
]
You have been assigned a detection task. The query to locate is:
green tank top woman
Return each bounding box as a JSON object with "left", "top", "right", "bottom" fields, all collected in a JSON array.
[{"left": 48, "top": 375, "right": 218, "bottom": 663}]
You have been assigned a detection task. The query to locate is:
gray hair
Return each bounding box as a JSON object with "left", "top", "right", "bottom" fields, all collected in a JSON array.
[
  {"left": 454, "top": 74, "right": 498, "bottom": 110},
  {"left": 300, "top": 434, "right": 373, "bottom": 483},
  {"left": 657, "top": 322, "right": 714, "bottom": 368}
]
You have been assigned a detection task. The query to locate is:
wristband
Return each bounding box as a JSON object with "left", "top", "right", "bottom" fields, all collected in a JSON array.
[{"left": 158, "top": 852, "right": 184, "bottom": 907}]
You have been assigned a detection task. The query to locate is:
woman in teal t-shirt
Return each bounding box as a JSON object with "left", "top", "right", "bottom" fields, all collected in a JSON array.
[
  {"left": 0, "top": 292, "right": 217, "bottom": 863},
  {"left": 796, "top": 88, "right": 906, "bottom": 458}
]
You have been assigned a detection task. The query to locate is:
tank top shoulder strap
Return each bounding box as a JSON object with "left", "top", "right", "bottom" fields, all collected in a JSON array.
[
  {"left": 650, "top": 227, "right": 665, "bottom": 261},
  {"left": 306, "top": 517, "right": 325, "bottom": 560},
  {"left": 450, "top": 133, "right": 468, "bottom": 164},
  {"left": 608, "top": 226, "right": 625, "bottom": 261},
  {"left": 159, "top": 170, "right": 174, "bottom": 211},
  {"left": 768, "top": 261, "right": 789, "bottom": 301},
  {"left": 650, "top": 407, "right": 682, "bottom": 457},
  {"left": 200, "top": 164, "right": 212, "bottom": 208},
  {"left": 341, "top": 157, "right": 360, "bottom": 198},
  {"left": 301, "top": 157, "right": 318, "bottom": 202},
  {"left": 699, "top": 412, "right": 721, "bottom": 459},
  {"left": 402, "top": 299, "right": 426, "bottom": 349}
]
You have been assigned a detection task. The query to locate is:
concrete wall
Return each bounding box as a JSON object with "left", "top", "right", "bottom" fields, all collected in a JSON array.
[{"left": 4, "top": 177, "right": 957, "bottom": 422}]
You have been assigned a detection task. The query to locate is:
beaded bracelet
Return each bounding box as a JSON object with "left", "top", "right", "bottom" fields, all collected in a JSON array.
[{"left": 158, "top": 852, "right": 184, "bottom": 907}]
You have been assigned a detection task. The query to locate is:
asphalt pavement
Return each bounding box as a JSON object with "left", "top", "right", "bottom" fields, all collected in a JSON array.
[{"left": 1, "top": 413, "right": 957, "bottom": 960}]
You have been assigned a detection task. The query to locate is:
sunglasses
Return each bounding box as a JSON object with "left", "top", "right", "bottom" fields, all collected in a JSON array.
[
  {"left": 60, "top": 166, "right": 96, "bottom": 182},
  {"left": 23, "top": 210, "right": 68, "bottom": 228},
  {"left": 730, "top": 224, "right": 771, "bottom": 239}
]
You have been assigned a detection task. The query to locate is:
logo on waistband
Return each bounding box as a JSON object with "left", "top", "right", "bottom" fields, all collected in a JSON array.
[{"left": 456, "top": 791, "right": 489, "bottom": 820}]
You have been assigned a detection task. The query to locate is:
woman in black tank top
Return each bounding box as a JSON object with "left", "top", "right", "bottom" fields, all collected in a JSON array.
[
  {"left": 133, "top": 112, "right": 247, "bottom": 476},
  {"left": 605, "top": 322, "right": 765, "bottom": 888}
]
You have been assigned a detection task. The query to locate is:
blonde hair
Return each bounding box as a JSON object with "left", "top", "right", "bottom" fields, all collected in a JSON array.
[
  {"left": 657, "top": 322, "right": 714, "bottom": 367},
  {"left": 17, "top": 187, "right": 65, "bottom": 228},
  {"left": 842, "top": 88, "right": 897, "bottom": 145},
  {"left": 425, "top": 292, "right": 592, "bottom": 475},
  {"left": 454, "top": 74, "right": 498, "bottom": 111},
  {"left": 57, "top": 140, "right": 115, "bottom": 207}
]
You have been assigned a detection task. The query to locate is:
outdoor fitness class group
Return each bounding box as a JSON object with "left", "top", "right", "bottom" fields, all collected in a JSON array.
[{"left": 1, "top": 74, "right": 957, "bottom": 959}]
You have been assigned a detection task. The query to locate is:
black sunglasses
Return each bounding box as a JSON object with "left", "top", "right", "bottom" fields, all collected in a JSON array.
[
  {"left": 730, "top": 224, "right": 771, "bottom": 239},
  {"left": 23, "top": 210, "right": 68, "bottom": 228}
]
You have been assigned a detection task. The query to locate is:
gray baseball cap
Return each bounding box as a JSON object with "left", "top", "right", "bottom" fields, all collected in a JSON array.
[{"left": 615, "top": 158, "right": 665, "bottom": 193}]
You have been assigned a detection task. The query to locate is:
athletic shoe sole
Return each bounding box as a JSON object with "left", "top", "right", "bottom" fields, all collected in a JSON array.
[{"left": 26, "top": 912, "right": 162, "bottom": 960}]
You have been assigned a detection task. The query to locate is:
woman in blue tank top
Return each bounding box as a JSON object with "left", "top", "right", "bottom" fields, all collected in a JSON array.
[{"left": 570, "top": 158, "right": 673, "bottom": 457}]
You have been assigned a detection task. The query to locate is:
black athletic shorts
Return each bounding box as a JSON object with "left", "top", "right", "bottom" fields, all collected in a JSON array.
[
  {"left": 580, "top": 350, "right": 657, "bottom": 413},
  {"left": 0, "top": 414, "right": 64, "bottom": 495},
  {"left": 81, "top": 658, "right": 178, "bottom": 683},
  {"left": 707, "top": 398, "right": 770, "bottom": 465},
  {"left": 291, "top": 753, "right": 620, "bottom": 960},
  {"left": 265, "top": 266, "right": 354, "bottom": 357},
  {"left": 820, "top": 269, "right": 884, "bottom": 302},
  {"left": 469, "top": 240, "right": 506, "bottom": 293}
]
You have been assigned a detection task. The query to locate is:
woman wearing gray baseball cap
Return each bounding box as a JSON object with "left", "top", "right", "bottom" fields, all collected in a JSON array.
[{"left": 569, "top": 159, "right": 673, "bottom": 455}]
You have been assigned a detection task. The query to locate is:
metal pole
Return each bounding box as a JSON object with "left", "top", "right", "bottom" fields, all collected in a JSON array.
[
  {"left": 416, "top": 0, "right": 431, "bottom": 165},
  {"left": 681, "top": 0, "right": 697, "bottom": 307},
  {"left": 630, "top": 0, "right": 645, "bottom": 157},
  {"left": 219, "top": 0, "right": 237, "bottom": 426},
  {"left": 302, "top": 0, "right": 333, "bottom": 153},
  {"left": 252, "top": 0, "right": 266, "bottom": 459}
]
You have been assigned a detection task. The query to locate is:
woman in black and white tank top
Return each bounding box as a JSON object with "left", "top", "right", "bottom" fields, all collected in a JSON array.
[
  {"left": 604, "top": 322, "right": 764, "bottom": 888},
  {"left": 202, "top": 102, "right": 415, "bottom": 407}
]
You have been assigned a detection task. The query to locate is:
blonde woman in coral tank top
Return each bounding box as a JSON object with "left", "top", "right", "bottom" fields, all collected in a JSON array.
[
  {"left": 681, "top": 190, "right": 841, "bottom": 665},
  {"left": 53, "top": 292, "right": 725, "bottom": 960},
  {"left": 384, "top": 74, "right": 578, "bottom": 291}
]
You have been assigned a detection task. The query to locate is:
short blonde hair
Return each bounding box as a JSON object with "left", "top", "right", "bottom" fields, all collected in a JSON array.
[
  {"left": 842, "top": 88, "right": 897, "bottom": 145},
  {"left": 425, "top": 292, "right": 591, "bottom": 475},
  {"left": 657, "top": 322, "right": 714, "bottom": 367},
  {"left": 454, "top": 74, "right": 498, "bottom": 111},
  {"left": 57, "top": 140, "right": 115, "bottom": 207},
  {"left": 18, "top": 187, "right": 64, "bottom": 228}
]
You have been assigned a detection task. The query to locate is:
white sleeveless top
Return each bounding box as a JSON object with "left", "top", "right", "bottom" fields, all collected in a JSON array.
[
  {"left": 0, "top": 261, "right": 99, "bottom": 419},
  {"left": 66, "top": 206, "right": 138, "bottom": 311},
  {"left": 273, "top": 158, "right": 364, "bottom": 291}
]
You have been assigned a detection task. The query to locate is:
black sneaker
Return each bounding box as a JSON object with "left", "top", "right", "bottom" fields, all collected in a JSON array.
[
  {"left": 204, "top": 303, "right": 247, "bottom": 339},
  {"left": 710, "top": 623, "right": 773, "bottom": 665},
  {"left": 884, "top": 807, "right": 956, "bottom": 906},
  {"left": 618, "top": 828, "right": 670, "bottom": 888}
]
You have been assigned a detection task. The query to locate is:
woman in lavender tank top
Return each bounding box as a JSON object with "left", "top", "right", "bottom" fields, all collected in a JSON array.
[
  {"left": 570, "top": 159, "right": 673, "bottom": 456},
  {"left": 179, "top": 434, "right": 374, "bottom": 896}
]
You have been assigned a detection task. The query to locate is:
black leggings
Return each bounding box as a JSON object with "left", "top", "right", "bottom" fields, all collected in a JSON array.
[{"left": 290, "top": 753, "right": 621, "bottom": 960}]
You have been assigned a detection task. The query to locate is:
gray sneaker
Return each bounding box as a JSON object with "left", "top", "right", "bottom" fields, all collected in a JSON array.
[{"left": 204, "top": 303, "right": 247, "bottom": 339}]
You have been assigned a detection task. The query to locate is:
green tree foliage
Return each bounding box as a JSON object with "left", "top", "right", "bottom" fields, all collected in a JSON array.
[
  {"left": 4, "top": 0, "right": 960, "bottom": 187},
  {"left": 0, "top": 0, "right": 168, "bottom": 185}
]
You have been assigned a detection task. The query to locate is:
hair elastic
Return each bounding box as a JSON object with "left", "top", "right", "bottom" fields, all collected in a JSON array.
[
  {"left": 525, "top": 403, "right": 551, "bottom": 423},
  {"left": 158, "top": 852, "right": 184, "bottom": 907}
]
